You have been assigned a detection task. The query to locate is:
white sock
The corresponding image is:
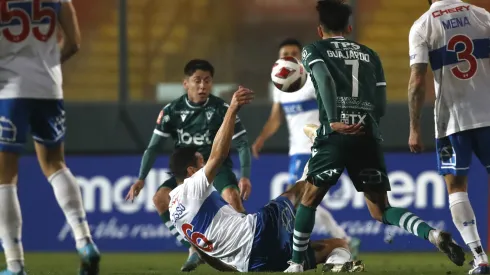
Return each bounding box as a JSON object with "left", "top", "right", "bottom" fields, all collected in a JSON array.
[
  {"left": 449, "top": 192, "right": 488, "bottom": 265},
  {"left": 325, "top": 247, "right": 351, "bottom": 265},
  {"left": 49, "top": 168, "right": 92, "bottom": 249},
  {"left": 315, "top": 206, "right": 351, "bottom": 242},
  {"left": 0, "top": 184, "right": 24, "bottom": 272}
]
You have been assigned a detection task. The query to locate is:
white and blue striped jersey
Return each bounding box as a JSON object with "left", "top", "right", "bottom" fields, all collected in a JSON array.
[
  {"left": 409, "top": 0, "right": 490, "bottom": 138},
  {"left": 168, "top": 167, "right": 257, "bottom": 272},
  {"left": 273, "top": 76, "right": 320, "bottom": 155},
  {"left": 0, "top": 0, "right": 70, "bottom": 99}
]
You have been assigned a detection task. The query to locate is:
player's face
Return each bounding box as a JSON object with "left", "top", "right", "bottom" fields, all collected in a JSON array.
[
  {"left": 186, "top": 153, "right": 205, "bottom": 177},
  {"left": 279, "top": 45, "right": 301, "bottom": 60},
  {"left": 184, "top": 70, "right": 213, "bottom": 104}
]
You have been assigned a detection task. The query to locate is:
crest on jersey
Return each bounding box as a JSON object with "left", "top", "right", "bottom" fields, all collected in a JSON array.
[
  {"left": 156, "top": 110, "right": 163, "bottom": 124},
  {"left": 206, "top": 110, "right": 214, "bottom": 121},
  {"left": 181, "top": 114, "right": 187, "bottom": 122}
]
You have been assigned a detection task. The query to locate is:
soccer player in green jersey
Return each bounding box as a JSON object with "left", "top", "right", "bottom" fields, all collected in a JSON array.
[
  {"left": 125, "top": 59, "right": 253, "bottom": 271},
  {"left": 284, "top": 0, "right": 465, "bottom": 272}
]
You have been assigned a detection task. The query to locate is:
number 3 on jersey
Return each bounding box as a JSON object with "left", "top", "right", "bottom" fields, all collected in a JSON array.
[
  {"left": 447, "top": 34, "right": 477, "bottom": 80},
  {"left": 1, "top": 0, "right": 58, "bottom": 43},
  {"left": 182, "top": 223, "right": 214, "bottom": 252}
]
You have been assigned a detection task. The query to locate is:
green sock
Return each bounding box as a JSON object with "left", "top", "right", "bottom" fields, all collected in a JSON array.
[
  {"left": 292, "top": 204, "right": 316, "bottom": 264},
  {"left": 160, "top": 211, "right": 191, "bottom": 248},
  {"left": 382, "top": 207, "right": 434, "bottom": 240}
]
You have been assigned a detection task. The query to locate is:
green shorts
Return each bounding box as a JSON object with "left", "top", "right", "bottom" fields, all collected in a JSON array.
[
  {"left": 157, "top": 165, "right": 239, "bottom": 193},
  {"left": 307, "top": 134, "right": 390, "bottom": 192}
]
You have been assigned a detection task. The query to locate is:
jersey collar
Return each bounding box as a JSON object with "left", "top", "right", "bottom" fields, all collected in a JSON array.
[
  {"left": 431, "top": 0, "right": 463, "bottom": 7},
  {"left": 185, "top": 96, "right": 209, "bottom": 109},
  {"left": 330, "top": 36, "right": 345, "bottom": 40}
]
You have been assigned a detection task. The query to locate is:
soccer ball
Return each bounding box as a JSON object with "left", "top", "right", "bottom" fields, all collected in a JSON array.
[{"left": 271, "top": 56, "right": 307, "bottom": 93}]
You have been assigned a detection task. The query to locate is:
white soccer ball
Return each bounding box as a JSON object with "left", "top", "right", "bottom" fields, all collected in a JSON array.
[{"left": 271, "top": 56, "right": 307, "bottom": 93}]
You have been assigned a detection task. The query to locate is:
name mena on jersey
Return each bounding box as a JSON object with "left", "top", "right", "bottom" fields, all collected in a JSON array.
[{"left": 271, "top": 56, "right": 307, "bottom": 93}]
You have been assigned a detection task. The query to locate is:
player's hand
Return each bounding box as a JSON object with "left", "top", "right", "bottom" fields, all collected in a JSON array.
[
  {"left": 408, "top": 130, "right": 424, "bottom": 153},
  {"left": 238, "top": 177, "right": 252, "bottom": 201},
  {"left": 303, "top": 124, "right": 319, "bottom": 143},
  {"left": 251, "top": 139, "right": 264, "bottom": 159},
  {"left": 125, "top": 179, "right": 145, "bottom": 202},
  {"left": 230, "top": 86, "right": 254, "bottom": 110},
  {"left": 329, "top": 122, "right": 364, "bottom": 135}
]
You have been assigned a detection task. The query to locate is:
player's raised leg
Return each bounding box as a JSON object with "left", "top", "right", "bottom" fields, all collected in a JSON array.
[
  {"left": 436, "top": 130, "right": 489, "bottom": 274},
  {"left": 32, "top": 100, "right": 100, "bottom": 275},
  {"left": 351, "top": 136, "right": 465, "bottom": 267}
]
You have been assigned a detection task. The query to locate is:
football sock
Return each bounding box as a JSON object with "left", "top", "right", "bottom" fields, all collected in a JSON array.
[
  {"left": 382, "top": 207, "right": 433, "bottom": 240},
  {"left": 160, "top": 211, "right": 191, "bottom": 248},
  {"left": 49, "top": 168, "right": 92, "bottom": 249},
  {"left": 292, "top": 204, "right": 316, "bottom": 264},
  {"left": 449, "top": 192, "right": 488, "bottom": 265},
  {"left": 315, "top": 206, "right": 351, "bottom": 242},
  {"left": 325, "top": 247, "right": 352, "bottom": 265},
  {"left": 0, "top": 184, "right": 24, "bottom": 272}
]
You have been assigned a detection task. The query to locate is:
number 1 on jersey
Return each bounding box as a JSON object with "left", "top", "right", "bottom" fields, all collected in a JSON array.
[{"left": 345, "top": 60, "right": 359, "bottom": 97}]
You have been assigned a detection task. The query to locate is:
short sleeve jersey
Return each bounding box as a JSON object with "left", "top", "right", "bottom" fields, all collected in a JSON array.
[
  {"left": 168, "top": 167, "right": 256, "bottom": 271},
  {"left": 301, "top": 37, "right": 386, "bottom": 139},
  {"left": 409, "top": 0, "right": 490, "bottom": 138},
  {"left": 272, "top": 76, "right": 320, "bottom": 155}
]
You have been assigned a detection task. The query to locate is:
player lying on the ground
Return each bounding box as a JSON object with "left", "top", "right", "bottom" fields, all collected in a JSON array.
[
  {"left": 167, "top": 88, "right": 364, "bottom": 272},
  {"left": 125, "top": 59, "right": 253, "bottom": 271}
]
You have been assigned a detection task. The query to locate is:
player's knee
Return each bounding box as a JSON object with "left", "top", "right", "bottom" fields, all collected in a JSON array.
[
  {"left": 221, "top": 187, "right": 245, "bottom": 213},
  {"left": 300, "top": 181, "right": 327, "bottom": 208},
  {"left": 444, "top": 175, "right": 468, "bottom": 193},
  {"left": 34, "top": 143, "right": 67, "bottom": 178},
  {"left": 153, "top": 188, "right": 170, "bottom": 215}
]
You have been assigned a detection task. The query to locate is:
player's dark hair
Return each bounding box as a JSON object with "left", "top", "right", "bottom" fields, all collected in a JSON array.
[
  {"left": 184, "top": 59, "right": 215, "bottom": 77},
  {"left": 169, "top": 147, "right": 200, "bottom": 182},
  {"left": 278, "top": 38, "right": 303, "bottom": 50},
  {"left": 427, "top": 0, "right": 432, "bottom": 6},
  {"left": 316, "top": 0, "right": 352, "bottom": 33}
]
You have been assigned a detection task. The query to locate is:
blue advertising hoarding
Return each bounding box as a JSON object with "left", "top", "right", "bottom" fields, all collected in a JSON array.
[{"left": 15, "top": 153, "right": 488, "bottom": 252}]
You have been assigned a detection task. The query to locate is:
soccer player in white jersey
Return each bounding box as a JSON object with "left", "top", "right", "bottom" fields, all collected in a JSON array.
[
  {"left": 252, "top": 38, "right": 360, "bottom": 258},
  {"left": 0, "top": 1, "right": 100, "bottom": 274},
  {"left": 169, "top": 88, "right": 364, "bottom": 273},
  {"left": 408, "top": 0, "right": 490, "bottom": 274}
]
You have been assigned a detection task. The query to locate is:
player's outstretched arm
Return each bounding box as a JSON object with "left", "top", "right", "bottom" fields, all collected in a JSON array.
[
  {"left": 58, "top": 1, "right": 81, "bottom": 63},
  {"left": 252, "top": 102, "right": 283, "bottom": 158},
  {"left": 205, "top": 87, "right": 254, "bottom": 183},
  {"left": 125, "top": 133, "right": 166, "bottom": 201}
]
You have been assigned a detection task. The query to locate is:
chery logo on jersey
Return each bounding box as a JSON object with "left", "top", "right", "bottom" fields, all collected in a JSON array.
[{"left": 177, "top": 129, "right": 212, "bottom": 146}]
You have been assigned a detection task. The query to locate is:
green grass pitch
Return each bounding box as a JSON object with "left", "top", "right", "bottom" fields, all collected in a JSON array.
[{"left": 3, "top": 252, "right": 476, "bottom": 274}]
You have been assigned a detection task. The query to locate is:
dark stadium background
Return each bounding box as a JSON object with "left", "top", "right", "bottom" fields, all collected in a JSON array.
[{"left": 9, "top": 0, "right": 490, "bottom": 274}]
